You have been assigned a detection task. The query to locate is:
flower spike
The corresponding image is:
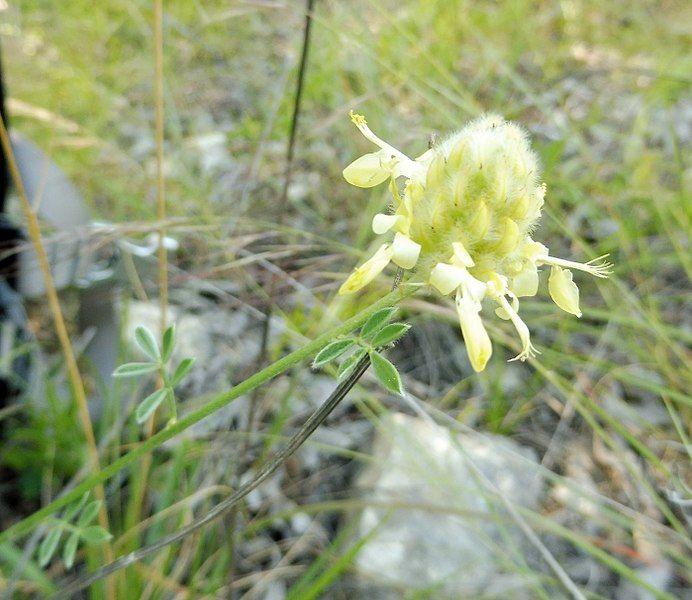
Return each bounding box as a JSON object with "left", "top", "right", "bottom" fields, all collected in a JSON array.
[{"left": 340, "top": 112, "right": 612, "bottom": 371}]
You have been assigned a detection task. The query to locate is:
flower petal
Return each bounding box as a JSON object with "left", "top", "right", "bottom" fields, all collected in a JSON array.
[
  {"left": 462, "top": 273, "right": 488, "bottom": 305},
  {"left": 456, "top": 290, "right": 492, "bottom": 372},
  {"left": 520, "top": 239, "right": 549, "bottom": 261},
  {"left": 372, "top": 213, "right": 403, "bottom": 235},
  {"left": 429, "top": 263, "right": 468, "bottom": 296},
  {"left": 342, "top": 151, "right": 391, "bottom": 188},
  {"left": 348, "top": 111, "right": 419, "bottom": 178},
  {"left": 494, "top": 291, "right": 519, "bottom": 320},
  {"left": 511, "top": 262, "right": 539, "bottom": 297},
  {"left": 391, "top": 233, "right": 421, "bottom": 269},
  {"left": 451, "top": 241, "right": 475, "bottom": 268},
  {"left": 548, "top": 266, "right": 582, "bottom": 317},
  {"left": 392, "top": 157, "right": 424, "bottom": 180},
  {"left": 495, "top": 306, "right": 510, "bottom": 320},
  {"left": 338, "top": 244, "right": 393, "bottom": 295},
  {"left": 489, "top": 217, "right": 520, "bottom": 255},
  {"left": 482, "top": 271, "right": 509, "bottom": 298}
]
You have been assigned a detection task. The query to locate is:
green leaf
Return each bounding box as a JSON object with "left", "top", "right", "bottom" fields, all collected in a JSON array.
[
  {"left": 79, "top": 526, "right": 112, "bottom": 545},
  {"left": 112, "top": 362, "right": 159, "bottom": 378},
  {"left": 312, "top": 340, "right": 355, "bottom": 368},
  {"left": 76, "top": 501, "right": 101, "bottom": 528},
  {"left": 63, "top": 531, "right": 79, "bottom": 569},
  {"left": 38, "top": 528, "right": 62, "bottom": 567},
  {"left": 361, "top": 307, "right": 397, "bottom": 338},
  {"left": 135, "top": 388, "right": 168, "bottom": 424},
  {"left": 64, "top": 492, "right": 90, "bottom": 522},
  {"left": 371, "top": 323, "right": 410, "bottom": 348},
  {"left": 171, "top": 358, "right": 195, "bottom": 387},
  {"left": 161, "top": 325, "right": 176, "bottom": 363},
  {"left": 337, "top": 349, "right": 367, "bottom": 381},
  {"left": 370, "top": 351, "right": 404, "bottom": 395},
  {"left": 134, "top": 326, "right": 160, "bottom": 361}
]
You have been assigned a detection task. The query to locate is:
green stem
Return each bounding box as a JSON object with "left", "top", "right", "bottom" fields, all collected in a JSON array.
[
  {"left": 165, "top": 388, "right": 177, "bottom": 425},
  {"left": 54, "top": 348, "right": 373, "bottom": 597},
  {"left": 161, "top": 369, "right": 177, "bottom": 424},
  {"left": 0, "top": 287, "right": 413, "bottom": 544}
]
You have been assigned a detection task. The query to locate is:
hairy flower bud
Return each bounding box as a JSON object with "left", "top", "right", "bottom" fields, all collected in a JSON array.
[{"left": 339, "top": 112, "right": 612, "bottom": 370}]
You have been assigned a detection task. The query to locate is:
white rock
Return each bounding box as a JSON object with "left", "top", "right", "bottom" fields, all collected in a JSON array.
[
  {"left": 187, "top": 132, "right": 230, "bottom": 174},
  {"left": 290, "top": 512, "right": 313, "bottom": 535},
  {"left": 352, "top": 413, "right": 543, "bottom": 598}
]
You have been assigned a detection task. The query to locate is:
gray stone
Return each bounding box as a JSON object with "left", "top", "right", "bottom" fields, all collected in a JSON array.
[
  {"left": 186, "top": 131, "right": 231, "bottom": 174},
  {"left": 123, "top": 300, "right": 263, "bottom": 437},
  {"left": 124, "top": 300, "right": 256, "bottom": 375},
  {"left": 352, "top": 413, "right": 543, "bottom": 598}
]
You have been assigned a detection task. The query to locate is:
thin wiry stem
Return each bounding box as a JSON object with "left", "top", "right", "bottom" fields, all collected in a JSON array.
[
  {"left": 0, "top": 116, "right": 115, "bottom": 574},
  {"left": 279, "top": 0, "right": 316, "bottom": 208},
  {"left": 232, "top": 2, "right": 317, "bottom": 589},
  {"left": 0, "top": 287, "right": 409, "bottom": 544},
  {"left": 142, "top": 0, "right": 168, "bottom": 431},
  {"left": 250, "top": 0, "right": 317, "bottom": 402},
  {"left": 51, "top": 354, "right": 371, "bottom": 599},
  {"left": 154, "top": 0, "right": 168, "bottom": 332},
  {"left": 55, "top": 268, "right": 405, "bottom": 598},
  {"left": 124, "top": 1, "right": 168, "bottom": 590}
]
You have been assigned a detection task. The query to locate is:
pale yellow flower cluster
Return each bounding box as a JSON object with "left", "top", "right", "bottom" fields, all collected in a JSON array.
[{"left": 339, "top": 112, "right": 612, "bottom": 372}]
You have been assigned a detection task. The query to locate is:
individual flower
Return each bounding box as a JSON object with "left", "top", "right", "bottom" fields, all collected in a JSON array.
[{"left": 339, "top": 111, "right": 612, "bottom": 372}]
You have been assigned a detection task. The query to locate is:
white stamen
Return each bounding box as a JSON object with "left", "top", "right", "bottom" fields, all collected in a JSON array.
[
  {"left": 349, "top": 111, "right": 415, "bottom": 169},
  {"left": 496, "top": 294, "right": 540, "bottom": 362},
  {"left": 536, "top": 254, "right": 612, "bottom": 278}
]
